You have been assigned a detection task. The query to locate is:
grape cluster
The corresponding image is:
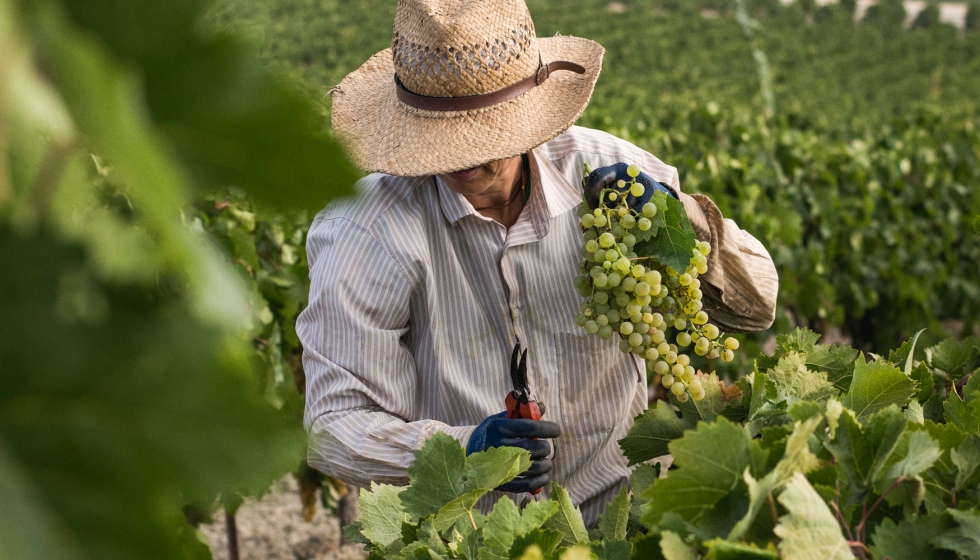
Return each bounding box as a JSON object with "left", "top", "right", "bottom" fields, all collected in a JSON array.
[{"left": 573, "top": 165, "right": 739, "bottom": 402}]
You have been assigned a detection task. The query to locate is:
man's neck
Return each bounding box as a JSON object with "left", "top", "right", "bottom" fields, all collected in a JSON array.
[{"left": 465, "top": 156, "right": 525, "bottom": 228}]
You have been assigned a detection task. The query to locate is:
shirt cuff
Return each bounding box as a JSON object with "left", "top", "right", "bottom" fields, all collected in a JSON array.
[{"left": 442, "top": 424, "right": 478, "bottom": 450}]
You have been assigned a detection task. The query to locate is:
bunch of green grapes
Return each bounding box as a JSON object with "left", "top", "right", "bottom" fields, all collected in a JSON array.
[{"left": 572, "top": 165, "right": 739, "bottom": 403}]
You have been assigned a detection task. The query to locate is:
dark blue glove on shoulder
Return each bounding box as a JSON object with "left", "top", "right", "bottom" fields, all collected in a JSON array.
[
  {"left": 583, "top": 162, "right": 676, "bottom": 211},
  {"left": 466, "top": 410, "right": 561, "bottom": 493}
]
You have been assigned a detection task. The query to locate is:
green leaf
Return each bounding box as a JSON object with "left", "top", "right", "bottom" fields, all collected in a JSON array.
[
  {"left": 769, "top": 352, "right": 837, "bottom": 405},
  {"left": 591, "top": 539, "right": 632, "bottom": 560},
  {"left": 952, "top": 435, "right": 980, "bottom": 492},
  {"left": 634, "top": 193, "right": 696, "bottom": 272},
  {"left": 463, "top": 446, "right": 532, "bottom": 493},
  {"left": 773, "top": 474, "right": 855, "bottom": 560},
  {"left": 887, "top": 329, "right": 926, "bottom": 374},
  {"left": 542, "top": 483, "right": 590, "bottom": 546},
  {"left": 401, "top": 432, "right": 467, "bottom": 520},
  {"left": 645, "top": 417, "right": 765, "bottom": 527},
  {"left": 932, "top": 509, "right": 980, "bottom": 560},
  {"left": 658, "top": 531, "right": 696, "bottom": 560},
  {"left": 910, "top": 362, "right": 934, "bottom": 403},
  {"left": 840, "top": 357, "right": 915, "bottom": 422},
  {"left": 944, "top": 388, "right": 980, "bottom": 435},
  {"left": 619, "top": 401, "right": 694, "bottom": 466},
  {"left": 598, "top": 486, "right": 630, "bottom": 542},
  {"left": 874, "top": 429, "right": 941, "bottom": 490},
  {"left": 775, "top": 328, "right": 821, "bottom": 355},
  {"left": 746, "top": 371, "right": 786, "bottom": 434},
  {"left": 416, "top": 516, "right": 449, "bottom": 555},
  {"left": 509, "top": 528, "right": 564, "bottom": 558},
  {"left": 433, "top": 489, "right": 484, "bottom": 533},
  {"left": 360, "top": 483, "right": 412, "bottom": 546},
  {"left": 825, "top": 407, "right": 906, "bottom": 500},
  {"left": 869, "top": 515, "right": 952, "bottom": 560},
  {"left": 480, "top": 497, "right": 559, "bottom": 560},
  {"left": 629, "top": 464, "right": 659, "bottom": 535},
  {"left": 672, "top": 372, "right": 729, "bottom": 422},
  {"left": 703, "top": 539, "right": 779, "bottom": 560},
  {"left": 929, "top": 337, "right": 980, "bottom": 380},
  {"left": 806, "top": 344, "right": 858, "bottom": 391}
]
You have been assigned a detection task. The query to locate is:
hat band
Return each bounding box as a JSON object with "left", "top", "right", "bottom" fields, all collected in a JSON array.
[{"left": 394, "top": 60, "right": 586, "bottom": 112}]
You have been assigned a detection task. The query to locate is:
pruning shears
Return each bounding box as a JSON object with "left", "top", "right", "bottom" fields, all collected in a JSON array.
[{"left": 505, "top": 343, "right": 543, "bottom": 421}]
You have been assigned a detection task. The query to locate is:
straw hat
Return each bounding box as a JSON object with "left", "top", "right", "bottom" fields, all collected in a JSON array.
[{"left": 330, "top": 0, "right": 604, "bottom": 177}]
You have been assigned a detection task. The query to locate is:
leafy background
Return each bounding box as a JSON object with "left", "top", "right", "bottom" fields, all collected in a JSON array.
[{"left": 3, "top": 0, "right": 980, "bottom": 559}]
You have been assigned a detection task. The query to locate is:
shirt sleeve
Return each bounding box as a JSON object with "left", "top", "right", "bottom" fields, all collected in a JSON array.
[{"left": 298, "top": 217, "right": 475, "bottom": 487}]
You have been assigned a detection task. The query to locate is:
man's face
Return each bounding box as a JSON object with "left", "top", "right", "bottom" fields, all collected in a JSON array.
[{"left": 438, "top": 156, "right": 522, "bottom": 197}]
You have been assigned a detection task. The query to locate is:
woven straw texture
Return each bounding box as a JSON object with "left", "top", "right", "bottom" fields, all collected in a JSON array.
[{"left": 330, "top": 0, "right": 604, "bottom": 177}]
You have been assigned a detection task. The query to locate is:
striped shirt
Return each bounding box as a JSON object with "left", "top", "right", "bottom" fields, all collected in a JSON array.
[{"left": 298, "top": 126, "right": 778, "bottom": 526}]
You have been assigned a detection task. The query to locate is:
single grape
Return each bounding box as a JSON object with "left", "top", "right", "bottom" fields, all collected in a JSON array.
[
  {"left": 594, "top": 291, "right": 609, "bottom": 305},
  {"left": 599, "top": 232, "right": 616, "bottom": 248},
  {"left": 642, "top": 202, "right": 657, "bottom": 217},
  {"left": 596, "top": 304, "right": 610, "bottom": 314},
  {"left": 584, "top": 229, "right": 598, "bottom": 241},
  {"left": 725, "top": 337, "right": 740, "bottom": 350},
  {"left": 596, "top": 315, "right": 609, "bottom": 327},
  {"left": 617, "top": 179, "right": 627, "bottom": 188},
  {"left": 697, "top": 240, "right": 711, "bottom": 255},
  {"left": 594, "top": 273, "right": 608, "bottom": 287},
  {"left": 674, "top": 318, "right": 687, "bottom": 330},
  {"left": 636, "top": 322, "right": 650, "bottom": 334},
  {"left": 595, "top": 214, "right": 608, "bottom": 227},
  {"left": 695, "top": 337, "right": 711, "bottom": 356},
  {"left": 671, "top": 363, "right": 684, "bottom": 377},
  {"left": 581, "top": 214, "right": 595, "bottom": 228},
  {"left": 585, "top": 320, "right": 599, "bottom": 334},
  {"left": 609, "top": 192, "right": 618, "bottom": 201},
  {"left": 574, "top": 313, "right": 588, "bottom": 327},
  {"left": 611, "top": 224, "right": 625, "bottom": 237},
  {"left": 634, "top": 282, "right": 651, "bottom": 296},
  {"left": 671, "top": 382, "right": 686, "bottom": 396},
  {"left": 683, "top": 365, "right": 696, "bottom": 380},
  {"left": 620, "top": 322, "right": 634, "bottom": 335},
  {"left": 661, "top": 374, "right": 675, "bottom": 388},
  {"left": 638, "top": 217, "right": 652, "bottom": 231},
  {"left": 617, "top": 339, "right": 631, "bottom": 353},
  {"left": 677, "top": 354, "right": 691, "bottom": 367},
  {"left": 644, "top": 348, "right": 660, "bottom": 360},
  {"left": 676, "top": 332, "right": 692, "bottom": 347},
  {"left": 623, "top": 234, "right": 636, "bottom": 247},
  {"left": 704, "top": 324, "right": 719, "bottom": 340},
  {"left": 693, "top": 311, "right": 709, "bottom": 325},
  {"left": 650, "top": 313, "right": 664, "bottom": 328},
  {"left": 678, "top": 273, "right": 692, "bottom": 286},
  {"left": 629, "top": 332, "right": 643, "bottom": 346},
  {"left": 626, "top": 301, "right": 641, "bottom": 315},
  {"left": 707, "top": 349, "right": 720, "bottom": 360},
  {"left": 617, "top": 258, "right": 631, "bottom": 273},
  {"left": 657, "top": 342, "right": 671, "bottom": 355},
  {"left": 676, "top": 392, "right": 690, "bottom": 403},
  {"left": 722, "top": 349, "right": 735, "bottom": 362},
  {"left": 621, "top": 215, "right": 636, "bottom": 229},
  {"left": 623, "top": 277, "right": 637, "bottom": 292},
  {"left": 615, "top": 293, "right": 631, "bottom": 307},
  {"left": 665, "top": 351, "right": 678, "bottom": 365},
  {"left": 607, "top": 272, "right": 622, "bottom": 287},
  {"left": 606, "top": 309, "right": 621, "bottom": 323},
  {"left": 627, "top": 164, "right": 641, "bottom": 178},
  {"left": 630, "top": 182, "right": 645, "bottom": 197},
  {"left": 651, "top": 329, "right": 666, "bottom": 344},
  {"left": 654, "top": 361, "right": 670, "bottom": 376},
  {"left": 688, "top": 378, "right": 703, "bottom": 393},
  {"left": 579, "top": 301, "right": 591, "bottom": 312},
  {"left": 598, "top": 325, "right": 614, "bottom": 339},
  {"left": 617, "top": 207, "right": 628, "bottom": 217}
]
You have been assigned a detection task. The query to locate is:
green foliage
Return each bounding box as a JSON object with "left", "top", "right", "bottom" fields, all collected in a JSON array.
[
  {"left": 619, "top": 328, "right": 980, "bottom": 557},
  {"left": 1, "top": 0, "right": 354, "bottom": 557}
]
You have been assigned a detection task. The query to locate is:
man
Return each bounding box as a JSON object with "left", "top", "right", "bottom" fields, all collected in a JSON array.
[{"left": 297, "top": 0, "right": 778, "bottom": 526}]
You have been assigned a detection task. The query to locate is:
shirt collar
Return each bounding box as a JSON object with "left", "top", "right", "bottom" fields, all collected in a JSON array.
[{"left": 434, "top": 147, "right": 583, "bottom": 230}]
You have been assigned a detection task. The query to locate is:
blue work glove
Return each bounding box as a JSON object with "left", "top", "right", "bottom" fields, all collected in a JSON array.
[
  {"left": 583, "top": 162, "right": 676, "bottom": 211},
  {"left": 466, "top": 408, "right": 561, "bottom": 493}
]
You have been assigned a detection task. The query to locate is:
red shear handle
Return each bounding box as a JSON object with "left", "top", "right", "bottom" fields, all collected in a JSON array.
[
  {"left": 504, "top": 392, "right": 544, "bottom": 494},
  {"left": 505, "top": 393, "right": 542, "bottom": 420}
]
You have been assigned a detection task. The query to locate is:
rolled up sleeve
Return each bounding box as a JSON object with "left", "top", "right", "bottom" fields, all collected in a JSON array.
[{"left": 298, "top": 217, "right": 474, "bottom": 487}]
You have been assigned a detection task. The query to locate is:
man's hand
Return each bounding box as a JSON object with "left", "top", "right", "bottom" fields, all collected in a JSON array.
[
  {"left": 583, "top": 162, "right": 676, "bottom": 210},
  {"left": 466, "top": 409, "right": 561, "bottom": 493}
]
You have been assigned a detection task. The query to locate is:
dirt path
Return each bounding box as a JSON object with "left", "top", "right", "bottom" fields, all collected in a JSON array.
[{"left": 200, "top": 476, "right": 367, "bottom": 560}]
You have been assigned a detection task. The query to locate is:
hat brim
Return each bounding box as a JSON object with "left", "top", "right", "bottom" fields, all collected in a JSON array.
[{"left": 330, "top": 36, "right": 604, "bottom": 177}]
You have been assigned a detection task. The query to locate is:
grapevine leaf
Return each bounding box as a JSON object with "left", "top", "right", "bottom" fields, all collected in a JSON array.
[
  {"left": 619, "top": 400, "right": 695, "bottom": 466},
  {"left": 806, "top": 344, "right": 858, "bottom": 391},
  {"left": 633, "top": 194, "right": 696, "bottom": 272},
  {"left": 598, "top": 485, "right": 630, "bottom": 542},
  {"left": 773, "top": 473, "right": 855, "bottom": 560},
  {"left": 874, "top": 429, "right": 941, "bottom": 488},
  {"left": 659, "top": 531, "right": 697, "bottom": 560},
  {"left": 929, "top": 337, "right": 980, "bottom": 380},
  {"left": 825, "top": 407, "right": 905, "bottom": 500},
  {"left": 463, "top": 446, "right": 531, "bottom": 493},
  {"left": 952, "top": 435, "right": 980, "bottom": 492},
  {"left": 910, "top": 362, "right": 934, "bottom": 403},
  {"left": 542, "top": 483, "right": 590, "bottom": 546},
  {"left": 909, "top": 421, "right": 966, "bottom": 513},
  {"left": 644, "top": 418, "right": 765, "bottom": 526},
  {"left": 728, "top": 416, "right": 823, "bottom": 540},
  {"left": 433, "top": 489, "right": 484, "bottom": 532},
  {"left": 400, "top": 432, "right": 466, "bottom": 520},
  {"left": 629, "top": 464, "right": 659, "bottom": 534},
  {"left": 703, "top": 539, "right": 779, "bottom": 559},
  {"left": 869, "top": 515, "right": 952, "bottom": 560},
  {"left": 746, "top": 371, "right": 786, "bottom": 434},
  {"left": 775, "top": 328, "right": 821, "bottom": 355},
  {"left": 769, "top": 352, "right": 837, "bottom": 406},
  {"left": 840, "top": 356, "right": 915, "bottom": 422},
  {"left": 672, "top": 372, "right": 728, "bottom": 423},
  {"left": 344, "top": 522, "right": 370, "bottom": 545},
  {"left": 480, "top": 498, "right": 560, "bottom": 560},
  {"left": 932, "top": 509, "right": 980, "bottom": 560},
  {"left": 520, "top": 500, "right": 561, "bottom": 533},
  {"left": 508, "top": 528, "right": 564, "bottom": 558},
  {"left": 359, "top": 483, "right": 411, "bottom": 546},
  {"left": 416, "top": 516, "right": 448, "bottom": 555},
  {"left": 591, "top": 539, "right": 632, "bottom": 560},
  {"left": 887, "top": 329, "right": 926, "bottom": 374}
]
